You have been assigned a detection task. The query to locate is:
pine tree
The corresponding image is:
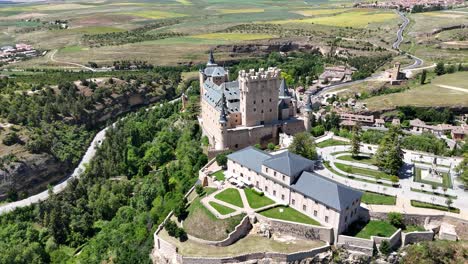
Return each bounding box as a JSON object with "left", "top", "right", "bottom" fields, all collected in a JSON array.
[
  {"left": 351, "top": 125, "right": 361, "bottom": 157},
  {"left": 435, "top": 62, "right": 445, "bottom": 76},
  {"left": 375, "top": 126, "right": 403, "bottom": 175},
  {"left": 420, "top": 69, "right": 427, "bottom": 85}
]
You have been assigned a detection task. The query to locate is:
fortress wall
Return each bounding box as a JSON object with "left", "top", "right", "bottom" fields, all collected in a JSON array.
[
  {"left": 186, "top": 215, "right": 252, "bottom": 247},
  {"left": 181, "top": 245, "right": 331, "bottom": 264},
  {"left": 402, "top": 230, "right": 434, "bottom": 246},
  {"left": 372, "top": 229, "right": 402, "bottom": 251},
  {"left": 255, "top": 213, "right": 334, "bottom": 243},
  {"left": 337, "top": 235, "right": 375, "bottom": 256}
]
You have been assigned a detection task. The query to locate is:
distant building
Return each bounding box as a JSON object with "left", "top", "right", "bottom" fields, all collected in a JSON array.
[
  {"left": 385, "top": 62, "right": 406, "bottom": 85},
  {"left": 225, "top": 147, "right": 362, "bottom": 237},
  {"left": 339, "top": 113, "right": 374, "bottom": 127},
  {"left": 374, "top": 118, "right": 385, "bottom": 128},
  {"left": 319, "top": 66, "right": 355, "bottom": 85},
  {"left": 199, "top": 51, "right": 313, "bottom": 152},
  {"left": 409, "top": 118, "right": 468, "bottom": 140}
]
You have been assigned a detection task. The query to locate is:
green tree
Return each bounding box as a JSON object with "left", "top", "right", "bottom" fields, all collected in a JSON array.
[
  {"left": 388, "top": 212, "right": 404, "bottom": 228},
  {"left": 391, "top": 175, "right": 399, "bottom": 186},
  {"left": 289, "top": 132, "right": 317, "bottom": 160},
  {"left": 375, "top": 126, "right": 403, "bottom": 175},
  {"left": 215, "top": 151, "right": 232, "bottom": 168},
  {"left": 379, "top": 240, "right": 391, "bottom": 255},
  {"left": 351, "top": 125, "right": 361, "bottom": 157},
  {"left": 420, "top": 69, "right": 427, "bottom": 85},
  {"left": 435, "top": 62, "right": 445, "bottom": 76},
  {"left": 195, "top": 184, "right": 204, "bottom": 196},
  {"left": 446, "top": 197, "right": 453, "bottom": 210}
]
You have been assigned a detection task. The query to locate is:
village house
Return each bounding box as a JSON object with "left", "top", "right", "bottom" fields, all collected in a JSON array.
[
  {"left": 409, "top": 118, "right": 468, "bottom": 140},
  {"left": 198, "top": 51, "right": 313, "bottom": 152},
  {"left": 339, "top": 113, "right": 374, "bottom": 127},
  {"left": 319, "top": 66, "right": 355, "bottom": 85},
  {"left": 226, "top": 147, "right": 363, "bottom": 237}
]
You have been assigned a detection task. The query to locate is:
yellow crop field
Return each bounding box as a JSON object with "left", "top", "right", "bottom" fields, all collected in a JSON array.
[
  {"left": 293, "top": 8, "right": 349, "bottom": 17},
  {"left": 191, "top": 33, "right": 274, "bottom": 41},
  {"left": 122, "top": 10, "right": 187, "bottom": 19},
  {"left": 272, "top": 10, "right": 397, "bottom": 28},
  {"left": 219, "top": 8, "right": 265, "bottom": 14},
  {"left": 176, "top": 0, "right": 192, "bottom": 5}
]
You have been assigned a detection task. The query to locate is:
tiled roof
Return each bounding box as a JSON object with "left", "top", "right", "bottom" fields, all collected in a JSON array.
[
  {"left": 291, "top": 171, "right": 363, "bottom": 211},
  {"left": 263, "top": 151, "right": 315, "bottom": 178}
]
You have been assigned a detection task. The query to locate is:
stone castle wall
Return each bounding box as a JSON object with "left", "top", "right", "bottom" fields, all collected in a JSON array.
[
  {"left": 373, "top": 229, "right": 402, "bottom": 251},
  {"left": 402, "top": 231, "right": 434, "bottom": 246},
  {"left": 255, "top": 213, "right": 334, "bottom": 243},
  {"left": 186, "top": 215, "right": 252, "bottom": 247}
]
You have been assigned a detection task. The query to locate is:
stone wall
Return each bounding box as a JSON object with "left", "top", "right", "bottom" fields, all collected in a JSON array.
[
  {"left": 402, "top": 231, "right": 434, "bottom": 246},
  {"left": 337, "top": 235, "right": 375, "bottom": 256},
  {"left": 369, "top": 212, "right": 468, "bottom": 240},
  {"left": 373, "top": 229, "right": 402, "bottom": 250},
  {"left": 255, "top": 213, "right": 334, "bottom": 243},
  {"left": 186, "top": 215, "right": 252, "bottom": 247},
  {"left": 181, "top": 245, "right": 331, "bottom": 264}
]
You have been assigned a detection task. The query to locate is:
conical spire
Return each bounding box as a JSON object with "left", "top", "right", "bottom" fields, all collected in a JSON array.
[
  {"left": 304, "top": 93, "right": 313, "bottom": 112},
  {"left": 207, "top": 49, "right": 216, "bottom": 66},
  {"left": 279, "top": 79, "right": 291, "bottom": 98},
  {"left": 219, "top": 92, "right": 228, "bottom": 124}
]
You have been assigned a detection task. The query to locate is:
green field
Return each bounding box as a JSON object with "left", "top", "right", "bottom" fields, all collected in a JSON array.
[
  {"left": 209, "top": 201, "right": 236, "bottom": 215},
  {"left": 214, "top": 188, "right": 244, "bottom": 208},
  {"left": 355, "top": 220, "right": 397, "bottom": 239},
  {"left": 244, "top": 188, "right": 275, "bottom": 209},
  {"left": 337, "top": 154, "right": 375, "bottom": 165},
  {"left": 365, "top": 72, "right": 468, "bottom": 110},
  {"left": 334, "top": 162, "right": 392, "bottom": 181},
  {"left": 259, "top": 206, "right": 321, "bottom": 226},
  {"left": 316, "top": 139, "right": 350, "bottom": 148},
  {"left": 361, "top": 191, "right": 396, "bottom": 205}
]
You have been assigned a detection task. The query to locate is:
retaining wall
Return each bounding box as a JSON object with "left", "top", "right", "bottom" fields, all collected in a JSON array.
[
  {"left": 337, "top": 235, "right": 374, "bottom": 256},
  {"left": 255, "top": 213, "right": 334, "bottom": 243},
  {"left": 181, "top": 245, "right": 331, "bottom": 264},
  {"left": 186, "top": 215, "right": 252, "bottom": 247},
  {"left": 402, "top": 230, "right": 434, "bottom": 246},
  {"left": 372, "top": 229, "right": 402, "bottom": 250}
]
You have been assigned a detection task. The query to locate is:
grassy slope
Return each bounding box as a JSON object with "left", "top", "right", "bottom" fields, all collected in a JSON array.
[
  {"left": 214, "top": 188, "right": 244, "bottom": 208},
  {"left": 259, "top": 205, "right": 321, "bottom": 226},
  {"left": 244, "top": 188, "right": 275, "bottom": 209}
]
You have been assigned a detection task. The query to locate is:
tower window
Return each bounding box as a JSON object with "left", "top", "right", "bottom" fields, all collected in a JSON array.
[
  {"left": 253, "top": 100, "right": 256, "bottom": 104},
  {"left": 254, "top": 108, "right": 256, "bottom": 112}
]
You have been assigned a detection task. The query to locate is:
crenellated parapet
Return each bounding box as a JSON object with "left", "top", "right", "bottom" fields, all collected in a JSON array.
[{"left": 238, "top": 67, "right": 281, "bottom": 82}]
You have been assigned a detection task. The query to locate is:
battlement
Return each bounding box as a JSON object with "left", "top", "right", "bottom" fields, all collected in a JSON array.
[{"left": 238, "top": 67, "right": 281, "bottom": 82}]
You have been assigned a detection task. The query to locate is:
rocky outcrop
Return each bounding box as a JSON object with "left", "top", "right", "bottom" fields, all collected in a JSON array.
[{"left": 0, "top": 153, "right": 68, "bottom": 200}]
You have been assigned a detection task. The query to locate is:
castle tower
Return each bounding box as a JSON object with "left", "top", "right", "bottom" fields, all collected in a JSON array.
[
  {"left": 239, "top": 67, "right": 281, "bottom": 127},
  {"left": 216, "top": 92, "right": 228, "bottom": 150},
  {"left": 278, "top": 79, "right": 292, "bottom": 120},
  {"left": 392, "top": 62, "right": 401, "bottom": 81},
  {"left": 303, "top": 93, "right": 313, "bottom": 132},
  {"left": 199, "top": 50, "right": 219, "bottom": 95}
]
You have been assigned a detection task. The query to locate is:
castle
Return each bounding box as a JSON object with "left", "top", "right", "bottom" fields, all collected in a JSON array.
[{"left": 199, "top": 51, "right": 312, "bottom": 151}]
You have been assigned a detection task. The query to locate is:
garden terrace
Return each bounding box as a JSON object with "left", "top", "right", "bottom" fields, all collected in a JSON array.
[
  {"left": 410, "top": 200, "right": 460, "bottom": 214},
  {"left": 244, "top": 188, "right": 275, "bottom": 209},
  {"left": 259, "top": 206, "right": 321, "bottom": 226},
  {"left": 346, "top": 220, "right": 398, "bottom": 239},
  {"left": 214, "top": 188, "right": 244, "bottom": 208},
  {"left": 361, "top": 191, "right": 396, "bottom": 205},
  {"left": 316, "top": 139, "right": 350, "bottom": 148},
  {"left": 414, "top": 167, "right": 452, "bottom": 189},
  {"left": 334, "top": 162, "right": 393, "bottom": 181}
]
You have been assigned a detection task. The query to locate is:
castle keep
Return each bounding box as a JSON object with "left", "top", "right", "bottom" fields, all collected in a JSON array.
[{"left": 199, "top": 51, "right": 312, "bottom": 151}]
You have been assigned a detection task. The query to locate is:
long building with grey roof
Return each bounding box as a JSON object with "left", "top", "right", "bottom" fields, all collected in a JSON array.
[
  {"left": 198, "top": 51, "right": 314, "bottom": 152},
  {"left": 225, "top": 146, "right": 363, "bottom": 237}
]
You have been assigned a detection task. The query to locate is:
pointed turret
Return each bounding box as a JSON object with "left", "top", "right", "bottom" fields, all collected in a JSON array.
[
  {"left": 219, "top": 92, "right": 228, "bottom": 124},
  {"left": 304, "top": 93, "right": 313, "bottom": 112},
  {"left": 207, "top": 49, "right": 217, "bottom": 67},
  {"left": 279, "top": 79, "right": 291, "bottom": 98}
]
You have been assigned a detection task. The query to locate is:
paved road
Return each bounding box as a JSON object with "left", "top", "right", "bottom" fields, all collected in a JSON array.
[
  {"left": 0, "top": 93, "right": 186, "bottom": 215},
  {"left": 315, "top": 11, "right": 425, "bottom": 97}
]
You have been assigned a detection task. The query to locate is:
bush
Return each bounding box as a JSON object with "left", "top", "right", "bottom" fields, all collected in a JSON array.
[
  {"left": 215, "top": 151, "right": 232, "bottom": 168},
  {"left": 388, "top": 212, "right": 404, "bottom": 228},
  {"left": 2, "top": 132, "right": 21, "bottom": 146},
  {"left": 267, "top": 143, "right": 276, "bottom": 151},
  {"left": 379, "top": 240, "right": 391, "bottom": 255},
  {"left": 195, "top": 185, "right": 204, "bottom": 196},
  {"left": 165, "top": 220, "right": 187, "bottom": 241}
]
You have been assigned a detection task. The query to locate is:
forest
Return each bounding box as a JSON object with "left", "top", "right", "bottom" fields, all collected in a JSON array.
[{"left": 0, "top": 84, "right": 206, "bottom": 263}]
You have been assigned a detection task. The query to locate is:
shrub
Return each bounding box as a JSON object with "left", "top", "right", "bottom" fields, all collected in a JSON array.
[
  {"left": 379, "top": 240, "right": 391, "bottom": 255},
  {"left": 215, "top": 151, "right": 232, "bottom": 168},
  {"left": 195, "top": 185, "right": 204, "bottom": 196},
  {"left": 165, "top": 220, "right": 178, "bottom": 237},
  {"left": 388, "top": 212, "right": 404, "bottom": 228},
  {"left": 267, "top": 143, "right": 276, "bottom": 151},
  {"left": 2, "top": 132, "right": 21, "bottom": 146}
]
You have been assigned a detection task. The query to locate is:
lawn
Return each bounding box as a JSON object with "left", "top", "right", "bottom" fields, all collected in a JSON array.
[
  {"left": 191, "top": 33, "right": 274, "bottom": 41},
  {"left": 411, "top": 200, "right": 460, "bottom": 214},
  {"left": 335, "top": 162, "right": 392, "bottom": 180},
  {"left": 355, "top": 220, "right": 398, "bottom": 239},
  {"left": 323, "top": 162, "right": 393, "bottom": 187},
  {"left": 316, "top": 139, "right": 349, "bottom": 148},
  {"left": 244, "top": 188, "right": 275, "bottom": 209},
  {"left": 337, "top": 154, "right": 375, "bottom": 165},
  {"left": 209, "top": 201, "right": 236, "bottom": 215},
  {"left": 414, "top": 167, "right": 452, "bottom": 188},
  {"left": 212, "top": 170, "right": 225, "bottom": 181},
  {"left": 184, "top": 195, "right": 245, "bottom": 241},
  {"left": 361, "top": 191, "right": 396, "bottom": 205},
  {"left": 259, "top": 206, "right": 321, "bottom": 226},
  {"left": 215, "top": 188, "right": 244, "bottom": 208}
]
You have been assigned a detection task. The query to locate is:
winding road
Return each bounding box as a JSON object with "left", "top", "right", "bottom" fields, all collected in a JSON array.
[
  {"left": 0, "top": 94, "right": 185, "bottom": 215},
  {"left": 316, "top": 11, "right": 428, "bottom": 97}
]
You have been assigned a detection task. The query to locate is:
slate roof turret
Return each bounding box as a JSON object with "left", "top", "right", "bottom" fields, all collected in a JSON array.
[{"left": 207, "top": 49, "right": 216, "bottom": 67}]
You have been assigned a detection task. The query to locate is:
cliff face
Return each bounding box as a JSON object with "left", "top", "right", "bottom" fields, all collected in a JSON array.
[{"left": 0, "top": 80, "right": 173, "bottom": 201}]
